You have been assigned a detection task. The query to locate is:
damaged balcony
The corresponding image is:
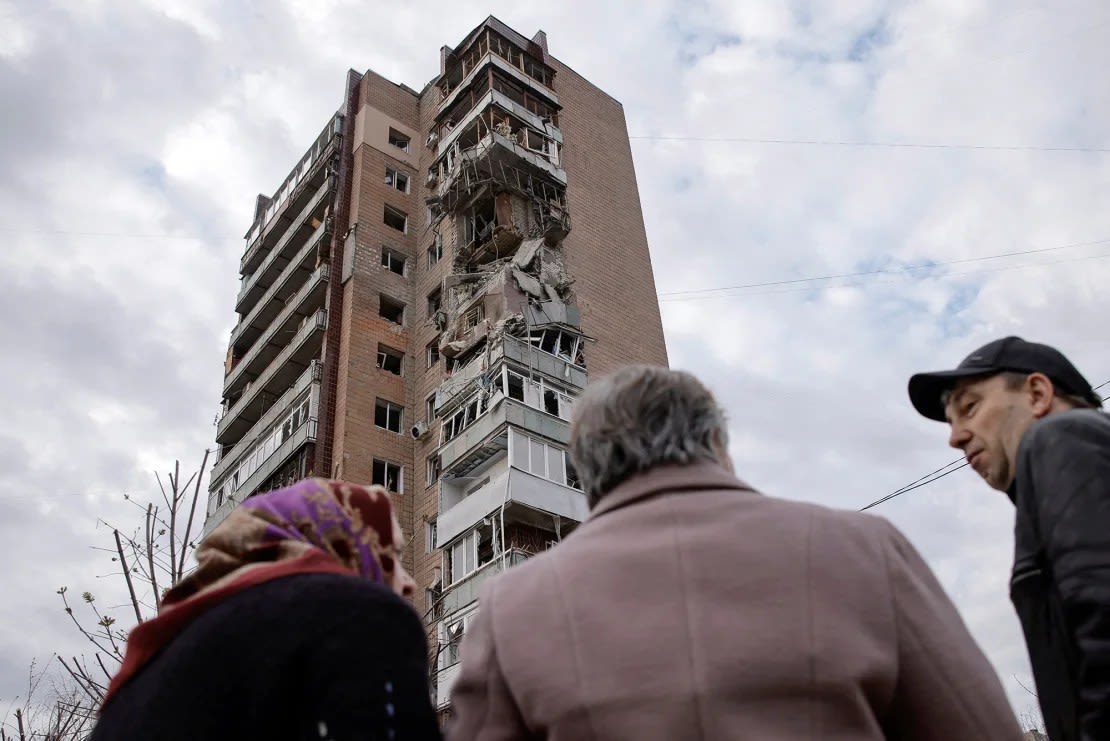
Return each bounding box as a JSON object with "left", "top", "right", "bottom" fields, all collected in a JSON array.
[
  {"left": 236, "top": 183, "right": 333, "bottom": 316},
  {"left": 217, "top": 309, "right": 327, "bottom": 446},
  {"left": 433, "top": 549, "right": 529, "bottom": 625},
  {"left": 435, "top": 84, "right": 561, "bottom": 158},
  {"left": 452, "top": 190, "right": 569, "bottom": 270},
  {"left": 438, "top": 395, "right": 569, "bottom": 477},
  {"left": 223, "top": 264, "right": 330, "bottom": 395},
  {"left": 437, "top": 467, "right": 587, "bottom": 551},
  {"left": 438, "top": 24, "right": 557, "bottom": 109},
  {"left": 438, "top": 125, "right": 566, "bottom": 202},
  {"left": 241, "top": 117, "right": 341, "bottom": 276}
]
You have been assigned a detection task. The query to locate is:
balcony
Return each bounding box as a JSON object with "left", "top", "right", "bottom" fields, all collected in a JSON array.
[
  {"left": 502, "top": 334, "right": 586, "bottom": 390},
  {"left": 438, "top": 548, "right": 530, "bottom": 620},
  {"left": 439, "top": 51, "right": 558, "bottom": 121},
  {"left": 217, "top": 310, "right": 327, "bottom": 446},
  {"left": 437, "top": 130, "right": 563, "bottom": 210},
  {"left": 241, "top": 135, "right": 338, "bottom": 276},
  {"left": 439, "top": 397, "right": 569, "bottom": 477},
  {"left": 437, "top": 468, "right": 587, "bottom": 548},
  {"left": 433, "top": 548, "right": 530, "bottom": 708},
  {"left": 230, "top": 229, "right": 323, "bottom": 353},
  {"left": 237, "top": 180, "right": 332, "bottom": 316},
  {"left": 224, "top": 264, "right": 329, "bottom": 397},
  {"left": 437, "top": 89, "right": 562, "bottom": 160},
  {"left": 205, "top": 417, "right": 318, "bottom": 535},
  {"left": 211, "top": 360, "right": 323, "bottom": 485}
]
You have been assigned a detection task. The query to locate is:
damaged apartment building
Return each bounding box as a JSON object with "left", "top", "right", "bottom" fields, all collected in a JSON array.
[{"left": 204, "top": 16, "right": 668, "bottom": 715}]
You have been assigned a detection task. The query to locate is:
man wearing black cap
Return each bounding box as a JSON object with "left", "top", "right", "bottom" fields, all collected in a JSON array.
[{"left": 908, "top": 337, "right": 1107, "bottom": 741}]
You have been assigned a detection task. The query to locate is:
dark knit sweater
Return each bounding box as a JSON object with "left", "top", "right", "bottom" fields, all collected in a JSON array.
[{"left": 91, "top": 573, "right": 442, "bottom": 741}]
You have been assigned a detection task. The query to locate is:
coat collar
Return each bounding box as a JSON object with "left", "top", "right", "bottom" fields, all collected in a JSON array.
[{"left": 588, "top": 461, "right": 758, "bottom": 521}]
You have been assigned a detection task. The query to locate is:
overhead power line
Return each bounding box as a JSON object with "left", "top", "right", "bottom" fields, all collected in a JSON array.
[
  {"left": 660, "top": 249, "right": 1110, "bottom": 302},
  {"left": 860, "top": 379, "right": 1110, "bottom": 511},
  {"left": 629, "top": 135, "right": 1110, "bottom": 153},
  {"left": 659, "top": 237, "right": 1110, "bottom": 299},
  {"left": 0, "top": 228, "right": 204, "bottom": 240}
]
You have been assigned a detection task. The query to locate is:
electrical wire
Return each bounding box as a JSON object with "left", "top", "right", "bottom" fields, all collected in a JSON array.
[
  {"left": 860, "top": 379, "right": 1110, "bottom": 511},
  {"left": 859, "top": 461, "right": 969, "bottom": 511},
  {"left": 660, "top": 250, "right": 1110, "bottom": 302},
  {"left": 659, "top": 238, "right": 1110, "bottom": 299},
  {"left": 628, "top": 134, "right": 1110, "bottom": 153}
]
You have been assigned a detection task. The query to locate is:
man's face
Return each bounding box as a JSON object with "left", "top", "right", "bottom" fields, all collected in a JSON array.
[{"left": 944, "top": 374, "right": 1036, "bottom": 492}]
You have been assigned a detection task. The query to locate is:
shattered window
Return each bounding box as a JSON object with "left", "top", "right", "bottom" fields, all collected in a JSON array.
[
  {"left": 460, "top": 304, "right": 485, "bottom": 331},
  {"left": 543, "top": 389, "right": 558, "bottom": 416},
  {"left": 377, "top": 344, "right": 403, "bottom": 375},
  {"left": 385, "top": 166, "right": 409, "bottom": 193},
  {"left": 383, "top": 205, "right": 408, "bottom": 233},
  {"left": 381, "top": 248, "right": 406, "bottom": 276},
  {"left": 372, "top": 459, "right": 402, "bottom": 493},
  {"left": 505, "top": 370, "right": 525, "bottom": 401},
  {"left": 388, "top": 127, "right": 410, "bottom": 152},
  {"left": 379, "top": 295, "right": 405, "bottom": 324},
  {"left": 427, "top": 239, "right": 443, "bottom": 267}
]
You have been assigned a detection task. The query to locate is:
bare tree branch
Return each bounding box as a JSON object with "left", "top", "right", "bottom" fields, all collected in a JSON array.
[
  {"left": 178, "top": 449, "right": 209, "bottom": 580},
  {"left": 113, "top": 529, "right": 144, "bottom": 625},
  {"left": 145, "top": 503, "right": 160, "bottom": 607}
]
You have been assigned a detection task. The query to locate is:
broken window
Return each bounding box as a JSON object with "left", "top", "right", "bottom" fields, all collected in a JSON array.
[
  {"left": 463, "top": 199, "right": 496, "bottom": 246},
  {"left": 543, "top": 388, "right": 558, "bottom": 416},
  {"left": 529, "top": 329, "right": 583, "bottom": 366},
  {"left": 536, "top": 380, "right": 574, "bottom": 421},
  {"left": 383, "top": 205, "right": 408, "bottom": 233},
  {"left": 376, "top": 344, "right": 403, "bottom": 375},
  {"left": 385, "top": 166, "right": 409, "bottom": 193},
  {"left": 459, "top": 304, "right": 485, "bottom": 332},
  {"left": 381, "top": 248, "right": 406, "bottom": 276},
  {"left": 427, "top": 239, "right": 442, "bottom": 267},
  {"left": 447, "top": 523, "right": 494, "bottom": 585},
  {"left": 374, "top": 399, "right": 403, "bottom": 433},
  {"left": 427, "top": 287, "right": 442, "bottom": 317},
  {"left": 566, "top": 461, "right": 581, "bottom": 491},
  {"left": 388, "top": 127, "right": 410, "bottom": 152},
  {"left": 505, "top": 369, "right": 525, "bottom": 401},
  {"left": 425, "top": 517, "right": 437, "bottom": 553},
  {"left": 426, "top": 455, "right": 441, "bottom": 486},
  {"left": 441, "top": 391, "right": 490, "bottom": 443},
  {"left": 371, "top": 459, "right": 402, "bottom": 493},
  {"left": 426, "top": 340, "right": 441, "bottom": 369},
  {"left": 444, "top": 619, "right": 463, "bottom": 665},
  {"left": 379, "top": 294, "right": 405, "bottom": 325}
]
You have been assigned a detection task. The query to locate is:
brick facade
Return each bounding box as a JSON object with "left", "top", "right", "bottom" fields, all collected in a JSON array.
[{"left": 215, "top": 19, "right": 668, "bottom": 627}]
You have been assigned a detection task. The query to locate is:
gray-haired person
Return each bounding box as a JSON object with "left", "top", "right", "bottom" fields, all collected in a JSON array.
[{"left": 448, "top": 365, "right": 1021, "bottom": 741}]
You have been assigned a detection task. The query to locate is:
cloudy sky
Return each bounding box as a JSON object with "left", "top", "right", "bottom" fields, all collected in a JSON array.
[{"left": 2, "top": 0, "right": 1108, "bottom": 724}]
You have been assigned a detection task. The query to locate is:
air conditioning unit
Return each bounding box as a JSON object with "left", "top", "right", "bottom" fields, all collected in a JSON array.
[{"left": 411, "top": 421, "right": 430, "bottom": 439}]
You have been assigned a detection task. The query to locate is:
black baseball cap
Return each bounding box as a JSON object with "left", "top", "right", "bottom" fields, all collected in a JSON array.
[{"left": 908, "top": 336, "right": 1101, "bottom": 422}]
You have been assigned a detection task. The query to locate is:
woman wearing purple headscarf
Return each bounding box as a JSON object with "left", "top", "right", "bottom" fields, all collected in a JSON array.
[{"left": 91, "top": 478, "right": 441, "bottom": 741}]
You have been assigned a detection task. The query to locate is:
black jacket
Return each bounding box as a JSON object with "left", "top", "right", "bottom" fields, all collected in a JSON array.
[
  {"left": 91, "top": 573, "right": 442, "bottom": 741},
  {"left": 1009, "top": 409, "right": 1110, "bottom": 741}
]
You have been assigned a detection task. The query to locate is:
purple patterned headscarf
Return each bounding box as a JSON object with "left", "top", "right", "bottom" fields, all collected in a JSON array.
[{"left": 164, "top": 478, "right": 398, "bottom": 604}]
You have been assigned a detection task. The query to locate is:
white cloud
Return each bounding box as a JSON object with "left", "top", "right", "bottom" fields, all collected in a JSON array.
[{"left": 1, "top": 0, "right": 1107, "bottom": 727}]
